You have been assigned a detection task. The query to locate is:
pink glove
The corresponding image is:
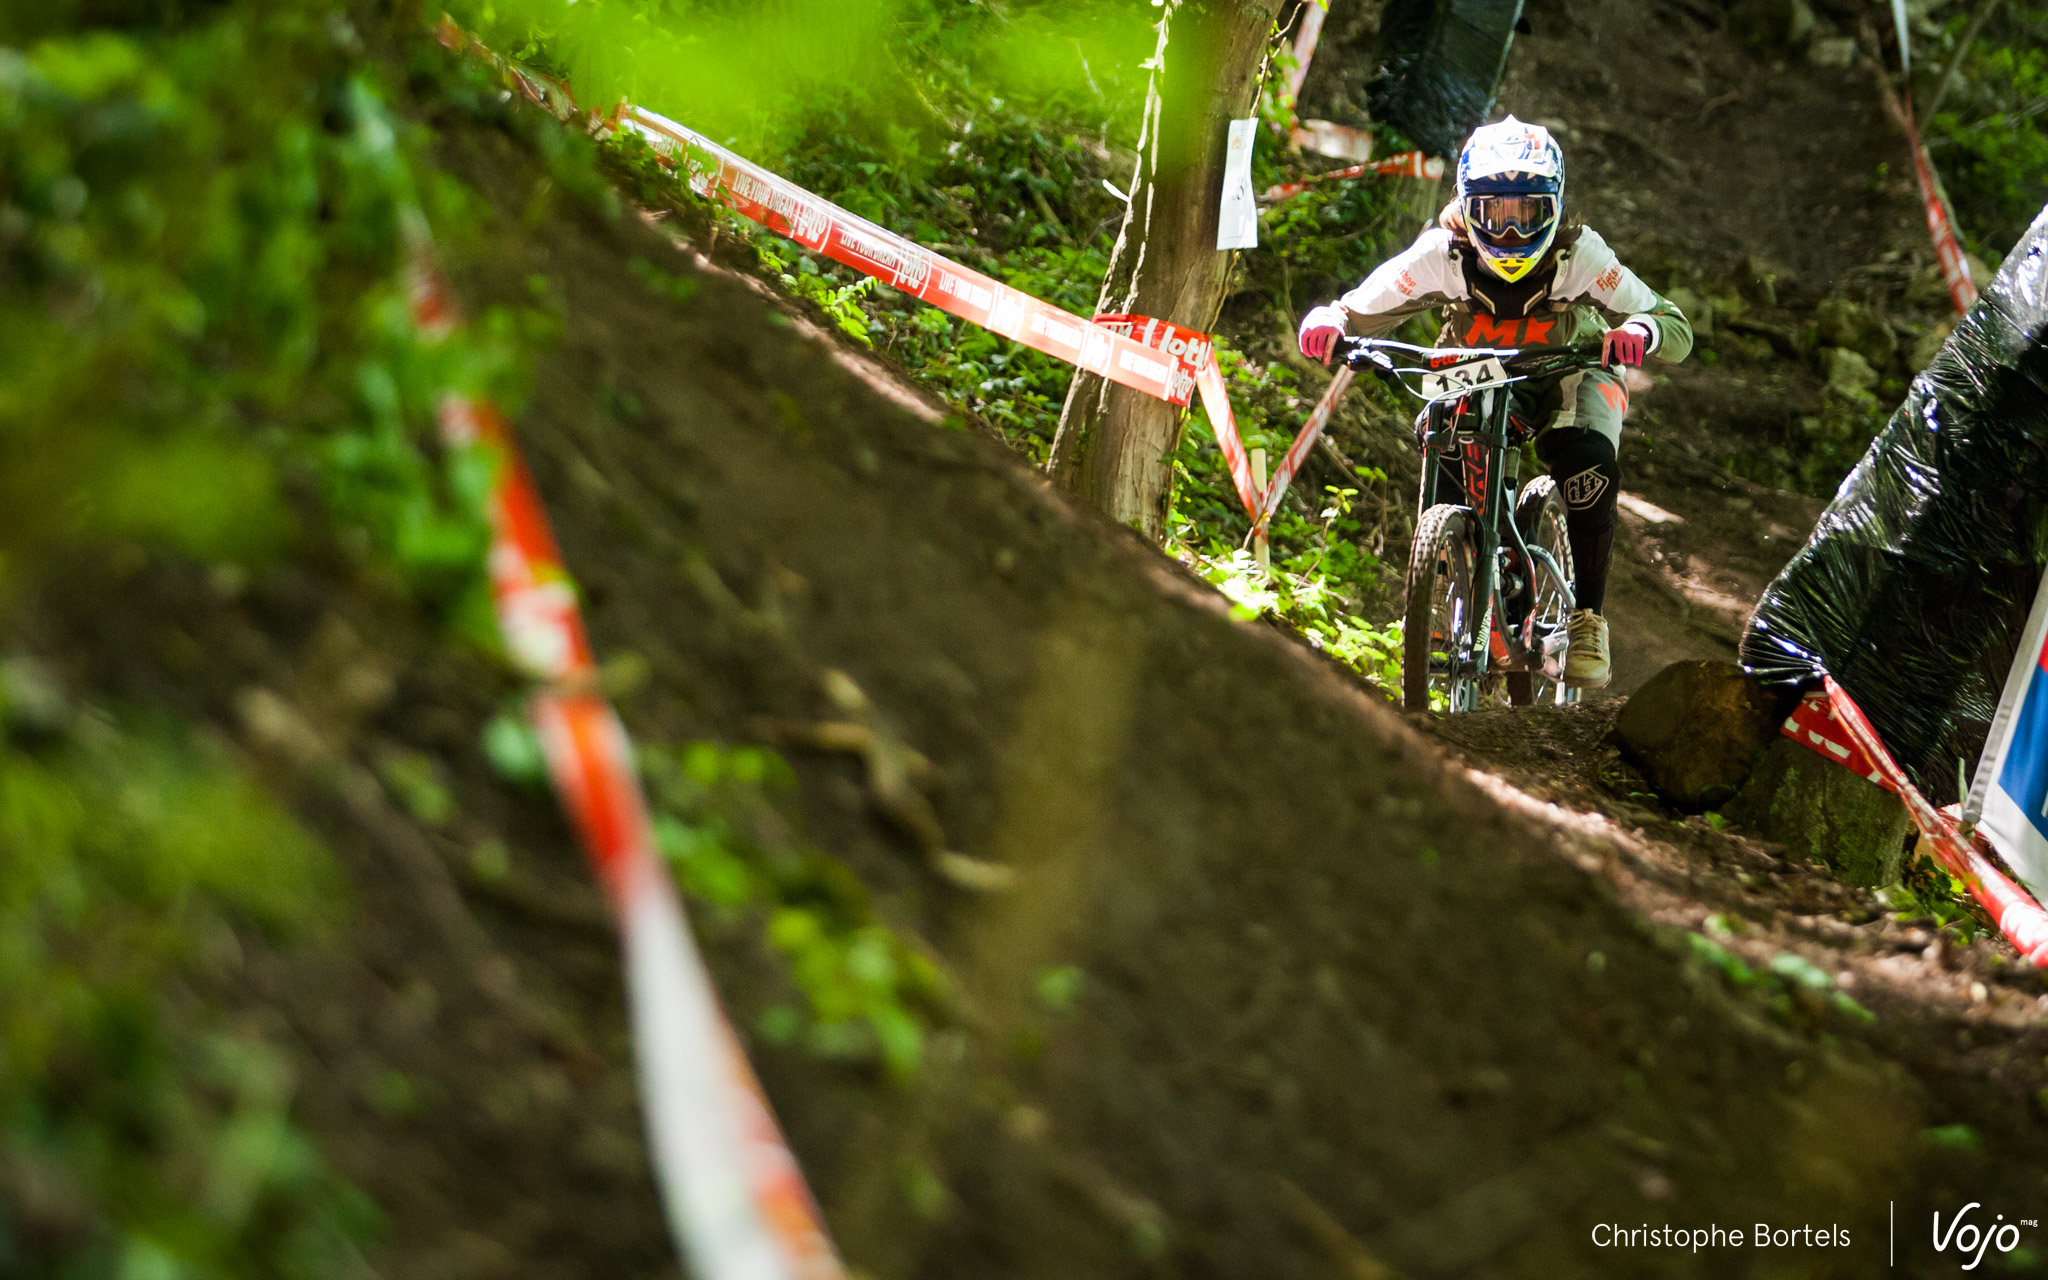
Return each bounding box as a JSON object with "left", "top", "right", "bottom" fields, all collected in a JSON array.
[
  {"left": 1601, "top": 325, "right": 1649, "bottom": 368},
  {"left": 1299, "top": 303, "right": 1347, "bottom": 363}
]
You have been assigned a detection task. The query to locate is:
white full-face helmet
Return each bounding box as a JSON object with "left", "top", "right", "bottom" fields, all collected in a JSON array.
[{"left": 1457, "top": 116, "right": 1565, "bottom": 283}]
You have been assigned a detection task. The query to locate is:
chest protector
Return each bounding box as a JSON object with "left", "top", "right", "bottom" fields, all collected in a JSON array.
[{"left": 1449, "top": 225, "right": 1584, "bottom": 320}]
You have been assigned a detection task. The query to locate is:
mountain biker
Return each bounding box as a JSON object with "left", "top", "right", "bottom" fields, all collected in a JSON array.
[{"left": 1297, "top": 116, "right": 1693, "bottom": 690}]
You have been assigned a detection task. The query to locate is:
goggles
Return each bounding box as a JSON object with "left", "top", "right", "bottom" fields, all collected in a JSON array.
[{"left": 1466, "top": 193, "right": 1558, "bottom": 244}]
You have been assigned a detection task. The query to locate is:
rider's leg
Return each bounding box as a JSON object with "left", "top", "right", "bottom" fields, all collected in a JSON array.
[
  {"left": 1535, "top": 426, "right": 1620, "bottom": 610},
  {"left": 1536, "top": 370, "right": 1626, "bottom": 686}
]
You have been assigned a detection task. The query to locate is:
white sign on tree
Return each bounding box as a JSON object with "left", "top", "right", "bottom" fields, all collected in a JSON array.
[{"left": 1218, "top": 117, "right": 1260, "bottom": 250}]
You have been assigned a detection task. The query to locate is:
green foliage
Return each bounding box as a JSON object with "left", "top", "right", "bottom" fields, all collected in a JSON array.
[
  {"left": 500, "top": 0, "right": 1427, "bottom": 664},
  {"left": 1681, "top": 933, "right": 1874, "bottom": 1026},
  {"left": 0, "top": 3, "right": 555, "bottom": 631},
  {"left": 1246, "top": 159, "right": 1435, "bottom": 314},
  {"left": 754, "top": 239, "right": 877, "bottom": 345},
  {"left": 638, "top": 740, "right": 948, "bottom": 1081},
  {"left": 0, "top": 5, "right": 591, "bottom": 1268},
  {"left": 1919, "top": 1122, "right": 1984, "bottom": 1153},
  {"left": 0, "top": 702, "right": 370, "bottom": 1277},
  {"left": 481, "top": 709, "right": 550, "bottom": 784},
  {"left": 1876, "top": 852, "right": 1988, "bottom": 944},
  {"left": 1925, "top": 6, "right": 2048, "bottom": 255},
  {"left": 451, "top": 0, "right": 1153, "bottom": 165},
  {"left": 1163, "top": 350, "right": 1404, "bottom": 694},
  {"left": 500, "top": 0, "right": 1144, "bottom": 458}
]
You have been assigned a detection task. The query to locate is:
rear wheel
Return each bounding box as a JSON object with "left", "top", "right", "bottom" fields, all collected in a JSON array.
[
  {"left": 1507, "top": 476, "right": 1580, "bottom": 707},
  {"left": 1403, "top": 504, "right": 1491, "bottom": 713}
]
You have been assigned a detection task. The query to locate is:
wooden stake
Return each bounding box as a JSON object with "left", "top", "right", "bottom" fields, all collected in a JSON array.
[{"left": 1252, "top": 447, "right": 1271, "bottom": 574}]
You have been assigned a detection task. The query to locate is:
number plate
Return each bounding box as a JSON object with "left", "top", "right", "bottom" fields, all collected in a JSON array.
[{"left": 1419, "top": 356, "right": 1510, "bottom": 399}]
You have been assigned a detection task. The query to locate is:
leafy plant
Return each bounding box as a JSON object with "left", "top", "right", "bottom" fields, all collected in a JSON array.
[
  {"left": 1876, "top": 852, "right": 1989, "bottom": 944},
  {"left": 1926, "top": 24, "right": 2048, "bottom": 255},
  {"left": 0, "top": 702, "right": 372, "bottom": 1277},
  {"left": 638, "top": 740, "right": 948, "bottom": 1081}
]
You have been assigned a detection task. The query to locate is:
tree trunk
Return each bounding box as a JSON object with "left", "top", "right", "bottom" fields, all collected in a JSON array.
[{"left": 1046, "top": 0, "right": 1284, "bottom": 539}]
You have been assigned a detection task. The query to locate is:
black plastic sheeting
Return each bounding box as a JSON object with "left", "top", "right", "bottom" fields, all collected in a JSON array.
[
  {"left": 1365, "top": 0, "right": 1524, "bottom": 160},
  {"left": 1742, "top": 206, "right": 2048, "bottom": 805}
]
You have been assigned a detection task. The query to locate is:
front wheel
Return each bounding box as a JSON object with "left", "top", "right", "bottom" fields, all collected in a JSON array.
[
  {"left": 1403, "top": 503, "right": 1493, "bottom": 713},
  {"left": 1506, "top": 475, "right": 1581, "bottom": 708}
]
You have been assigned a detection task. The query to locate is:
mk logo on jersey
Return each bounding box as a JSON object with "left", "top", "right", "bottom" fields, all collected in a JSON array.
[{"left": 1464, "top": 315, "right": 1556, "bottom": 345}]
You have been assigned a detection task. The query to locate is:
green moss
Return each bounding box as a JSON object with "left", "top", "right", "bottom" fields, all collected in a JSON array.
[
  {"left": 0, "top": 711, "right": 368, "bottom": 1277},
  {"left": 640, "top": 739, "right": 950, "bottom": 1082}
]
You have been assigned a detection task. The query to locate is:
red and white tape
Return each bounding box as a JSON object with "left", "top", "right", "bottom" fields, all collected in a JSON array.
[
  {"left": 1905, "top": 116, "right": 1979, "bottom": 316},
  {"left": 1873, "top": 64, "right": 1978, "bottom": 318},
  {"left": 410, "top": 239, "right": 845, "bottom": 1278},
  {"left": 1289, "top": 119, "right": 1376, "bottom": 164},
  {"left": 616, "top": 106, "right": 1199, "bottom": 408},
  {"left": 443, "top": 22, "right": 1378, "bottom": 552},
  {"left": 1780, "top": 690, "right": 1886, "bottom": 786},
  {"left": 1801, "top": 680, "right": 2048, "bottom": 966},
  {"left": 1254, "top": 366, "right": 1354, "bottom": 533},
  {"left": 1280, "top": 0, "right": 1329, "bottom": 114},
  {"left": 1262, "top": 151, "right": 1444, "bottom": 204}
]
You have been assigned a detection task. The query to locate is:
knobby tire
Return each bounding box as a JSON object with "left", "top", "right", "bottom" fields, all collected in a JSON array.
[
  {"left": 1403, "top": 503, "right": 1479, "bottom": 713},
  {"left": 1507, "top": 475, "right": 1580, "bottom": 708}
]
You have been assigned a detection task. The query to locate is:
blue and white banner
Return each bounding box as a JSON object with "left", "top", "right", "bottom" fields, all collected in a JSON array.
[{"left": 1963, "top": 567, "right": 2048, "bottom": 903}]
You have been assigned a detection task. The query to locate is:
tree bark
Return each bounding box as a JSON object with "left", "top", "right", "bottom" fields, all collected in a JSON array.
[{"left": 1046, "top": 0, "right": 1284, "bottom": 539}]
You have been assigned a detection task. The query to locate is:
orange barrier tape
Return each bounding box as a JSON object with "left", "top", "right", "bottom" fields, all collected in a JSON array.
[
  {"left": 618, "top": 106, "right": 1199, "bottom": 408},
  {"left": 439, "top": 21, "right": 1337, "bottom": 545},
  {"left": 1280, "top": 0, "right": 1330, "bottom": 116},
  {"left": 1261, "top": 151, "right": 1444, "bottom": 203},
  {"left": 1092, "top": 311, "right": 1214, "bottom": 398},
  {"left": 1290, "top": 119, "right": 1376, "bottom": 163},
  {"left": 1906, "top": 115, "right": 1980, "bottom": 316},
  {"left": 1254, "top": 366, "right": 1354, "bottom": 534},
  {"left": 1195, "top": 360, "right": 1262, "bottom": 517},
  {"left": 410, "top": 235, "right": 845, "bottom": 1279},
  {"left": 1873, "top": 68, "right": 1978, "bottom": 317},
  {"left": 1818, "top": 678, "right": 2048, "bottom": 967}
]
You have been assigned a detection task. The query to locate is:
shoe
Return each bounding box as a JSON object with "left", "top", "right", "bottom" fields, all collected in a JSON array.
[{"left": 1563, "top": 609, "right": 1611, "bottom": 688}]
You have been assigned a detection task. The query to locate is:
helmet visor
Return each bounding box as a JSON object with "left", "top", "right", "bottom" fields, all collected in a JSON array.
[{"left": 1467, "top": 193, "right": 1558, "bottom": 245}]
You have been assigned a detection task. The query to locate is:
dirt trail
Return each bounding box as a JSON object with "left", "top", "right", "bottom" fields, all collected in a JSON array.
[
  {"left": 1302, "top": 0, "right": 1924, "bottom": 694},
  {"left": 1501, "top": 0, "right": 1893, "bottom": 692},
  {"left": 20, "top": 19, "right": 2048, "bottom": 1280},
  {"left": 285, "top": 79, "right": 2048, "bottom": 1275},
  {"left": 472, "top": 112, "right": 2041, "bottom": 1271}
]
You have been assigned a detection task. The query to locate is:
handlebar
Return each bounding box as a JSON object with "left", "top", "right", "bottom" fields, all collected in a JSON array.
[{"left": 1333, "top": 335, "right": 1606, "bottom": 400}]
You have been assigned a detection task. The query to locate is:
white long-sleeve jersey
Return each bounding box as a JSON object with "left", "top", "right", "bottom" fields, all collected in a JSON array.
[{"left": 1335, "top": 225, "right": 1693, "bottom": 360}]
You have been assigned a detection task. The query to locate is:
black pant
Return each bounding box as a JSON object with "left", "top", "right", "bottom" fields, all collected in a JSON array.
[
  {"left": 1426, "top": 426, "right": 1619, "bottom": 613},
  {"left": 1535, "top": 427, "right": 1619, "bottom": 614}
]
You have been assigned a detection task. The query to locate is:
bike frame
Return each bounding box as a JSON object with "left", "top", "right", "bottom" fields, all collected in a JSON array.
[{"left": 1416, "top": 383, "right": 1576, "bottom": 691}]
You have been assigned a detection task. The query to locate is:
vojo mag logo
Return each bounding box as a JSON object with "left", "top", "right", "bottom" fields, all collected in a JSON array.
[{"left": 1931, "top": 1203, "right": 2033, "bottom": 1270}]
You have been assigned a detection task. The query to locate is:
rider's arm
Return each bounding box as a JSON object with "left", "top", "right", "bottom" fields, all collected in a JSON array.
[
  {"left": 1332, "top": 227, "right": 1466, "bottom": 338},
  {"left": 1556, "top": 228, "right": 1694, "bottom": 362}
]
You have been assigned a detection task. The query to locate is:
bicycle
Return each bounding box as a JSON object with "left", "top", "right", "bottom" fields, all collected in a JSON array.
[{"left": 1336, "top": 336, "right": 1608, "bottom": 713}]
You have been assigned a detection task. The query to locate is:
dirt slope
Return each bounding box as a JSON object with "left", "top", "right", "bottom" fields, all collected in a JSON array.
[
  {"left": 18, "top": 25, "right": 2046, "bottom": 1280},
  {"left": 457, "top": 100, "right": 2042, "bottom": 1273},
  {"left": 230, "top": 77, "right": 2048, "bottom": 1276},
  {"left": 1299, "top": 0, "right": 1931, "bottom": 695}
]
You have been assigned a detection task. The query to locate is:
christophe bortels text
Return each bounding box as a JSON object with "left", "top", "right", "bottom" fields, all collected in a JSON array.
[{"left": 1592, "top": 1223, "right": 1852, "bottom": 1251}]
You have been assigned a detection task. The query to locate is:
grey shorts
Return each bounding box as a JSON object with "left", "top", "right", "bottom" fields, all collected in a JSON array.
[{"left": 1544, "top": 368, "right": 1630, "bottom": 450}]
